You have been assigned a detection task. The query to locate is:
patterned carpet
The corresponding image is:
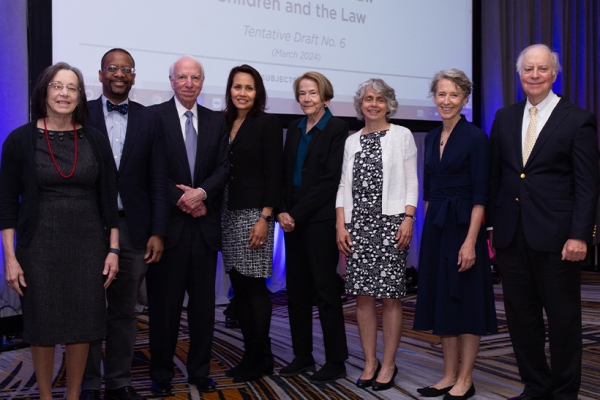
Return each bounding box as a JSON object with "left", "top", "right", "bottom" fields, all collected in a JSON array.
[{"left": 1, "top": 272, "right": 600, "bottom": 399}]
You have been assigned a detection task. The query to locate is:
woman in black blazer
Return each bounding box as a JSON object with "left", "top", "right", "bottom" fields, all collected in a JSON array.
[
  {"left": 220, "top": 64, "right": 283, "bottom": 382},
  {"left": 277, "top": 71, "right": 349, "bottom": 384}
]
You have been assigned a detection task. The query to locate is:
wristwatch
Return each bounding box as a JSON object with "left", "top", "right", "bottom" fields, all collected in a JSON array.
[
  {"left": 259, "top": 213, "right": 273, "bottom": 222},
  {"left": 405, "top": 214, "right": 416, "bottom": 221},
  {"left": 108, "top": 247, "right": 121, "bottom": 256}
]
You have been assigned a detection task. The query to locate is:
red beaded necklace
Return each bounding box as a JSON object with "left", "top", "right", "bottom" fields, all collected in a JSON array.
[{"left": 43, "top": 117, "right": 78, "bottom": 178}]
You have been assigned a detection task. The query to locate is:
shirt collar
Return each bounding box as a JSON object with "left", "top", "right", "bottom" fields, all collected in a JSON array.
[
  {"left": 299, "top": 107, "right": 332, "bottom": 134},
  {"left": 526, "top": 90, "right": 558, "bottom": 115},
  {"left": 174, "top": 96, "right": 198, "bottom": 118}
]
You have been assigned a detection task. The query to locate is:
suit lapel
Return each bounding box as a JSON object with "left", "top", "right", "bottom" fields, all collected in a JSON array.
[
  {"left": 511, "top": 101, "right": 526, "bottom": 168},
  {"left": 525, "top": 99, "right": 569, "bottom": 166},
  {"left": 230, "top": 115, "right": 256, "bottom": 149},
  {"left": 304, "top": 121, "right": 323, "bottom": 159},
  {"left": 89, "top": 98, "right": 109, "bottom": 137},
  {"left": 163, "top": 99, "right": 190, "bottom": 178},
  {"left": 120, "top": 102, "right": 141, "bottom": 171},
  {"left": 195, "top": 106, "right": 210, "bottom": 180}
]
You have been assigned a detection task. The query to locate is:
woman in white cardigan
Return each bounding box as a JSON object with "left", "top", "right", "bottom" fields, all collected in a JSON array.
[{"left": 336, "top": 78, "right": 418, "bottom": 391}]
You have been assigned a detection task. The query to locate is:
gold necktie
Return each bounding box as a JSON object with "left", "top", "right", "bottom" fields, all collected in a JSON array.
[{"left": 523, "top": 106, "right": 538, "bottom": 165}]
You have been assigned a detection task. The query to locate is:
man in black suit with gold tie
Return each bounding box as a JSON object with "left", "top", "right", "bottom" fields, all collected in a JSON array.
[
  {"left": 488, "top": 44, "right": 599, "bottom": 400},
  {"left": 147, "top": 56, "right": 228, "bottom": 395},
  {"left": 81, "top": 48, "right": 169, "bottom": 400}
]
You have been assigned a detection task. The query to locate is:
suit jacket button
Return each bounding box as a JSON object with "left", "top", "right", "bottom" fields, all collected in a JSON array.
[
  {"left": 520, "top": 173, "right": 525, "bottom": 178},
  {"left": 515, "top": 198, "right": 520, "bottom": 202},
  {"left": 230, "top": 177, "right": 234, "bottom": 180}
]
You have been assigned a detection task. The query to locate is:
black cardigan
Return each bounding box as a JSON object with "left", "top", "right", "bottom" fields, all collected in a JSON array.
[{"left": 0, "top": 121, "right": 119, "bottom": 246}]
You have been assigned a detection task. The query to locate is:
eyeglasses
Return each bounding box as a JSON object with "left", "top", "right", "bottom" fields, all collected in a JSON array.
[
  {"left": 176, "top": 74, "right": 203, "bottom": 84},
  {"left": 48, "top": 82, "right": 79, "bottom": 94},
  {"left": 104, "top": 65, "right": 136, "bottom": 74}
]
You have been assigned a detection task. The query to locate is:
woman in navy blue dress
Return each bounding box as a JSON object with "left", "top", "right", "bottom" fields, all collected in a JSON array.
[{"left": 413, "top": 69, "right": 497, "bottom": 400}]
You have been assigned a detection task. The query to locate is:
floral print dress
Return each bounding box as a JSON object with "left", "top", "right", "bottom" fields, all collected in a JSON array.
[{"left": 345, "top": 130, "right": 407, "bottom": 298}]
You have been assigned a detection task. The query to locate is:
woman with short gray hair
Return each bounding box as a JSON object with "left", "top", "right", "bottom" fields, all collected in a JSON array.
[{"left": 336, "top": 78, "right": 418, "bottom": 391}]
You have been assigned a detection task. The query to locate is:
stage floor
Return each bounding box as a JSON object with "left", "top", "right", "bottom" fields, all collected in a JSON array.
[{"left": 2, "top": 273, "right": 600, "bottom": 399}]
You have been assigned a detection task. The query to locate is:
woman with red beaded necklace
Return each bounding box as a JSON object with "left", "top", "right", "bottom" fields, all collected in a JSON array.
[{"left": 0, "top": 62, "right": 119, "bottom": 400}]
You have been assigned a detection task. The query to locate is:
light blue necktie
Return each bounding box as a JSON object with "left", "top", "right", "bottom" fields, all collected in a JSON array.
[{"left": 185, "top": 111, "right": 197, "bottom": 184}]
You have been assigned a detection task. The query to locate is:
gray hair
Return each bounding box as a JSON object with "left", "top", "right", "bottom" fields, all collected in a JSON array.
[
  {"left": 169, "top": 55, "right": 205, "bottom": 79},
  {"left": 429, "top": 69, "right": 473, "bottom": 100},
  {"left": 354, "top": 78, "right": 398, "bottom": 121},
  {"left": 515, "top": 44, "right": 561, "bottom": 76}
]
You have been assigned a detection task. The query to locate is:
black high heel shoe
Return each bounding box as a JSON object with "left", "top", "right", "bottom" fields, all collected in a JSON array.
[
  {"left": 372, "top": 365, "right": 398, "bottom": 391},
  {"left": 356, "top": 360, "right": 381, "bottom": 389}
]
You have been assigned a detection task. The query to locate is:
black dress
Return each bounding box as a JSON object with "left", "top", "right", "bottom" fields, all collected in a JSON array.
[
  {"left": 413, "top": 117, "right": 497, "bottom": 335},
  {"left": 17, "top": 128, "right": 107, "bottom": 345}
]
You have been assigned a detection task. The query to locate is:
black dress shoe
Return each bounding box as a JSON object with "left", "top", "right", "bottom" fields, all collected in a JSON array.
[
  {"left": 443, "top": 384, "right": 475, "bottom": 400},
  {"left": 188, "top": 376, "right": 216, "bottom": 393},
  {"left": 372, "top": 365, "right": 398, "bottom": 391},
  {"left": 356, "top": 360, "right": 381, "bottom": 389},
  {"left": 417, "top": 385, "right": 454, "bottom": 397},
  {"left": 150, "top": 380, "right": 173, "bottom": 397},
  {"left": 508, "top": 394, "right": 549, "bottom": 400},
  {"left": 225, "top": 364, "right": 242, "bottom": 377},
  {"left": 79, "top": 389, "right": 101, "bottom": 400},
  {"left": 105, "top": 386, "right": 146, "bottom": 400},
  {"left": 279, "top": 356, "right": 316, "bottom": 377},
  {"left": 309, "top": 361, "right": 347, "bottom": 384}
]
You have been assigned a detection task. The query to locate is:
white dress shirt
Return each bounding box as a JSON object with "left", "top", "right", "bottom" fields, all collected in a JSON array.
[
  {"left": 174, "top": 96, "right": 198, "bottom": 144},
  {"left": 521, "top": 90, "right": 560, "bottom": 152},
  {"left": 102, "top": 95, "right": 129, "bottom": 209}
]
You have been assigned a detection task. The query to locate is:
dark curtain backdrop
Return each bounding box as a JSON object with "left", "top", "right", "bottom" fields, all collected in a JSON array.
[{"left": 481, "top": 0, "right": 600, "bottom": 133}]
